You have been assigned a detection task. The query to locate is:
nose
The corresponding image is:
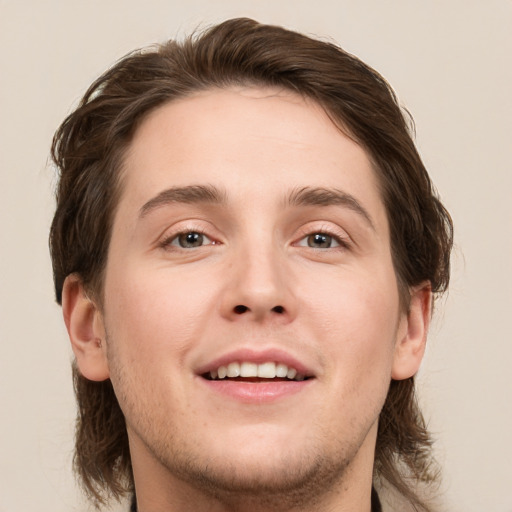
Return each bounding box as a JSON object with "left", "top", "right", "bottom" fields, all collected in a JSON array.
[{"left": 219, "top": 243, "right": 297, "bottom": 324}]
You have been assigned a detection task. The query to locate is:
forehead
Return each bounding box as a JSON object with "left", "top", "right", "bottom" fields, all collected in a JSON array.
[{"left": 118, "top": 87, "right": 387, "bottom": 229}]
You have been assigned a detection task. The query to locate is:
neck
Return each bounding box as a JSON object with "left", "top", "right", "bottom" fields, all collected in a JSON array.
[{"left": 129, "top": 424, "right": 378, "bottom": 512}]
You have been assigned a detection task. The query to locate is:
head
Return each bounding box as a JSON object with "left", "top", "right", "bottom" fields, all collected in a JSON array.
[{"left": 50, "top": 18, "right": 452, "bottom": 511}]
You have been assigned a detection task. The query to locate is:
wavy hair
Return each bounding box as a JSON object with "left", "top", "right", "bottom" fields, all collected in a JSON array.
[{"left": 50, "top": 18, "right": 453, "bottom": 510}]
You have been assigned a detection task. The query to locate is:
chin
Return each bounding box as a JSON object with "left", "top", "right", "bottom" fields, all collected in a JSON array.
[
  {"left": 142, "top": 424, "right": 357, "bottom": 505},
  {"left": 169, "top": 448, "right": 348, "bottom": 505}
]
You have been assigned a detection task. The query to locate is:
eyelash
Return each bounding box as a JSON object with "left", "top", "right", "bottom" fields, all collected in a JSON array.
[
  {"left": 294, "top": 223, "right": 351, "bottom": 251},
  {"left": 158, "top": 225, "right": 351, "bottom": 252},
  {"left": 158, "top": 227, "right": 216, "bottom": 250}
]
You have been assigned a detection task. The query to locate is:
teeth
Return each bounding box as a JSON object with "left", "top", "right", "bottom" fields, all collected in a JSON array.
[
  {"left": 276, "top": 363, "right": 288, "bottom": 378},
  {"left": 286, "top": 367, "right": 297, "bottom": 380},
  {"left": 258, "top": 362, "right": 276, "bottom": 378},
  {"left": 208, "top": 361, "right": 307, "bottom": 381},
  {"left": 227, "top": 362, "right": 240, "bottom": 378},
  {"left": 240, "top": 362, "right": 258, "bottom": 377}
]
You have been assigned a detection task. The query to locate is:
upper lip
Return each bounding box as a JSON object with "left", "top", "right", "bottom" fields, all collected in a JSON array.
[{"left": 195, "top": 347, "right": 315, "bottom": 377}]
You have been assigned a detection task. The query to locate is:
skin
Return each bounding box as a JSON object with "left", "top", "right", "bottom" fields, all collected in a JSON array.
[{"left": 63, "top": 87, "right": 431, "bottom": 512}]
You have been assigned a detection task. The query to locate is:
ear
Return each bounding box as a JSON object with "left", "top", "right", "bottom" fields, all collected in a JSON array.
[
  {"left": 62, "top": 274, "right": 110, "bottom": 381},
  {"left": 391, "top": 282, "right": 432, "bottom": 380}
]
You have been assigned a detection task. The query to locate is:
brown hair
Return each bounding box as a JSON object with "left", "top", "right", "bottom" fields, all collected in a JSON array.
[{"left": 50, "top": 17, "right": 453, "bottom": 510}]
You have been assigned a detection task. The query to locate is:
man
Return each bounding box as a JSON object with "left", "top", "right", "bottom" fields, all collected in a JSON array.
[{"left": 49, "top": 18, "right": 453, "bottom": 512}]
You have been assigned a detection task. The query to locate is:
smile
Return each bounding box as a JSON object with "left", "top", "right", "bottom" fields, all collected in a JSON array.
[{"left": 204, "top": 361, "right": 308, "bottom": 381}]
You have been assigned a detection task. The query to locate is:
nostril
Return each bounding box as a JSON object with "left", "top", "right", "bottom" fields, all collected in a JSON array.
[
  {"left": 234, "top": 305, "right": 248, "bottom": 314},
  {"left": 272, "top": 305, "right": 285, "bottom": 314}
]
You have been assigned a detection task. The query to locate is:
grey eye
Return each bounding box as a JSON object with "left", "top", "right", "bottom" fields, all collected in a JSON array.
[
  {"left": 307, "top": 233, "right": 335, "bottom": 248},
  {"left": 176, "top": 232, "right": 208, "bottom": 248}
]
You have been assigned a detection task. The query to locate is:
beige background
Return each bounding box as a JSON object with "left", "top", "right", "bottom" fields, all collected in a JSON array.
[{"left": 1, "top": 1, "right": 511, "bottom": 511}]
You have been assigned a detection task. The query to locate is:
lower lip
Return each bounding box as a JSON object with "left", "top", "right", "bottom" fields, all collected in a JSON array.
[{"left": 199, "top": 378, "right": 313, "bottom": 403}]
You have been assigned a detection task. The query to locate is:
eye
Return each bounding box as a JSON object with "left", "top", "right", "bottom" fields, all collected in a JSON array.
[
  {"left": 167, "top": 231, "right": 214, "bottom": 249},
  {"left": 297, "top": 232, "right": 341, "bottom": 249}
]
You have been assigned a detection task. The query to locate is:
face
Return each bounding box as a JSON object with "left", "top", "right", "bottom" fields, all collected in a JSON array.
[{"left": 76, "top": 87, "right": 425, "bottom": 505}]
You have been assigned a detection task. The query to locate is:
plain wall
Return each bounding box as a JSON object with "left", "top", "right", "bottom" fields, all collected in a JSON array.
[{"left": 1, "top": 1, "right": 511, "bottom": 511}]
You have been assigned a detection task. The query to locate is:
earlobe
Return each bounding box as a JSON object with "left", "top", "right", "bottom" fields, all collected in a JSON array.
[
  {"left": 62, "top": 274, "right": 110, "bottom": 382},
  {"left": 391, "top": 282, "right": 432, "bottom": 380}
]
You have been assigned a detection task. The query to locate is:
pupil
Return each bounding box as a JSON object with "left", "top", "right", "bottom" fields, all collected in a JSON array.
[
  {"left": 179, "top": 232, "right": 203, "bottom": 247},
  {"left": 308, "top": 233, "right": 331, "bottom": 248}
]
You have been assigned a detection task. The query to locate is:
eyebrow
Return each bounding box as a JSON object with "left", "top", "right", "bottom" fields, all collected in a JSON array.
[
  {"left": 139, "top": 184, "right": 227, "bottom": 218},
  {"left": 139, "top": 183, "right": 375, "bottom": 230},
  {"left": 286, "top": 187, "right": 375, "bottom": 230}
]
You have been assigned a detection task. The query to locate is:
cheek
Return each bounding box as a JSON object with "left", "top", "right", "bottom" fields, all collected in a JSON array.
[
  {"left": 101, "top": 265, "right": 215, "bottom": 418},
  {"left": 103, "top": 263, "right": 221, "bottom": 362},
  {"left": 302, "top": 267, "right": 400, "bottom": 375}
]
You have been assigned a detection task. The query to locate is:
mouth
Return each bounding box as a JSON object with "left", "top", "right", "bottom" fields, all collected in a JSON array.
[
  {"left": 196, "top": 349, "right": 316, "bottom": 402},
  {"left": 202, "top": 361, "right": 312, "bottom": 382}
]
